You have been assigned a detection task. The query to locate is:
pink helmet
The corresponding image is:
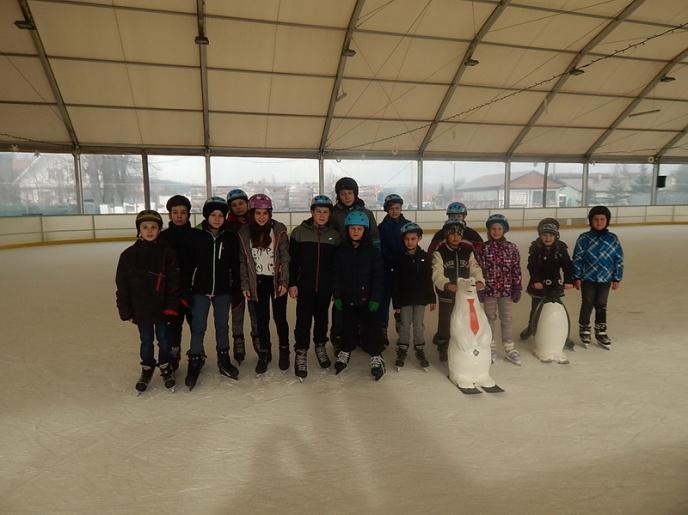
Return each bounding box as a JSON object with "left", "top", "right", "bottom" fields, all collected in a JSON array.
[{"left": 248, "top": 193, "right": 273, "bottom": 210}]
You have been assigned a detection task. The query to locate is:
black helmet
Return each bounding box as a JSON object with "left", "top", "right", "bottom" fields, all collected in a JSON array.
[
  {"left": 135, "top": 210, "right": 163, "bottom": 233},
  {"left": 537, "top": 217, "right": 560, "bottom": 231},
  {"left": 538, "top": 223, "right": 559, "bottom": 238},
  {"left": 202, "top": 196, "right": 229, "bottom": 219},
  {"left": 165, "top": 195, "right": 191, "bottom": 213},
  {"left": 335, "top": 177, "right": 359, "bottom": 197},
  {"left": 588, "top": 205, "right": 611, "bottom": 228}
]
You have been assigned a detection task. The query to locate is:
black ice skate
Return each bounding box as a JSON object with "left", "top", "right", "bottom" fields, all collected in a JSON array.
[
  {"left": 278, "top": 346, "right": 290, "bottom": 372},
  {"left": 334, "top": 350, "right": 350, "bottom": 375},
  {"left": 438, "top": 342, "right": 448, "bottom": 362},
  {"left": 579, "top": 324, "right": 592, "bottom": 348},
  {"left": 135, "top": 365, "right": 155, "bottom": 393},
  {"left": 185, "top": 354, "right": 205, "bottom": 391},
  {"left": 170, "top": 345, "right": 181, "bottom": 372},
  {"left": 414, "top": 346, "right": 430, "bottom": 371},
  {"left": 233, "top": 338, "right": 246, "bottom": 364},
  {"left": 370, "top": 355, "right": 385, "bottom": 381},
  {"left": 159, "top": 363, "right": 176, "bottom": 391},
  {"left": 395, "top": 346, "right": 408, "bottom": 370},
  {"left": 519, "top": 326, "right": 532, "bottom": 341},
  {"left": 255, "top": 353, "right": 269, "bottom": 376},
  {"left": 595, "top": 323, "right": 612, "bottom": 350},
  {"left": 294, "top": 349, "right": 308, "bottom": 382},
  {"left": 217, "top": 350, "right": 239, "bottom": 380},
  {"left": 314, "top": 344, "right": 331, "bottom": 369}
]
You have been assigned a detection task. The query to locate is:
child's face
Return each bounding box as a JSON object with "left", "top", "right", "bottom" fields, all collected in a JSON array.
[
  {"left": 339, "top": 189, "right": 355, "bottom": 207},
  {"left": 348, "top": 225, "right": 365, "bottom": 241},
  {"left": 489, "top": 224, "right": 504, "bottom": 239},
  {"left": 139, "top": 221, "right": 160, "bottom": 241},
  {"left": 448, "top": 213, "right": 465, "bottom": 222},
  {"left": 591, "top": 214, "right": 607, "bottom": 230},
  {"left": 541, "top": 233, "right": 556, "bottom": 246},
  {"left": 312, "top": 206, "right": 331, "bottom": 226},
  {"left": 169, "top": 205, "right": 189, "bottom": 226},
  {"left": 208, "top": 210, "right": 225, "bottom": 229},
  {"left": 446, "top": 231, "right": 462, "bottom": 248},
  {"left": 403, "top": 232, "right": 420, "bottom": 251},
  {"left": 231, "top": 199, "right": 248, "bottom": 217},
  {"left": 254, "top": 208, "right": 271, "bottom": 226},
  {"left": 387, "top": 203, "right": 401, "bottom": 219}
]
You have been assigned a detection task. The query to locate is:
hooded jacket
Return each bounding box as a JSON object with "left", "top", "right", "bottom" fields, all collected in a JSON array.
[
  {"left": 189, "top": 220, "right": 240, "bottom": 296},
  {"left": 526, "top": 239, "right": 574, "bottom": 296},
  {"left": 289, "top": 217, "right": 341, "bottom": 293},
  {"left": 238, "top": 219, "right": 290, "bottom": 300},
  {"left": 159, "top": 220, "right": 195, "bottom": 294},
  {"left": 378, "top": 214, "right": 409, "bottom": 267},
  {"left": 391, "top": 248, "right": 436, "bottom": 308},
  {"left": 333, "top": 234, "right": 384, "bottom": 307},
  {"left": 331, "top": 198, "right": 380, "bottom": 248}
]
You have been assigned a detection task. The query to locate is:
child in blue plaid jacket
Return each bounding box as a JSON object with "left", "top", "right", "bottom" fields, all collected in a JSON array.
[{"left": 573, "top": 206, "right": 624, "bottom": 350}]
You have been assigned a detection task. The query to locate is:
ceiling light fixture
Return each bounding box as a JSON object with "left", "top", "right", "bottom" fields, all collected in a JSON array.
[
  {"left": 336, "top": 90, "right": 348, "bottom": 102},
  {"left": 14, "top": 20, "right": 35, "bottom": 30},
  {"left": 569, "top": 67, "right": 585, "bottom": 76},
  {"left": 194, "top": 35, "right": 209, "bottom": 45},
  {"left": 464, "top": 57, "right": 480, "bottom": 67},
  {"left": 660, "top": 75, "right": 676, "bottom": 82},
  {"left": 628, "top": 108, "right": 661, "bottom": 118},
  {"left": 342, "top": 48, "right": 356, "bottom": 57}
]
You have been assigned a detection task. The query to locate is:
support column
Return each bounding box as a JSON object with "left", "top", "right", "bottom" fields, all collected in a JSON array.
[
  {"left": 542, "top": 161, "right": 549, "bottom": 208},
  {"left": 73, "top": 149, "right": 83, "bottom": 214},
  {"left": 142, "top": 152, "right": 151, "bottom": 210},
  {"left": 650, "top": 160, "right": 659, "bottom": 205},
  {"left": 504, "top": 161, "right": 511, "bottom": 209},
  {"left": 205, "top": 150, "right": 212, "bottom": 198},
  {"left": 318, "top": 154, "right": 325, "bottom": 195},
  {"left": 417, "top": 157, "right": 423, "bottom": 212},
  {"left": 582, "top": 161, "right": 590, "bottom": 207}
]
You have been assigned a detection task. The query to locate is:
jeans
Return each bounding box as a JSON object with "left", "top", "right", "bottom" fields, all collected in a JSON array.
[
  {"left": 189, "top": 293, "right": 232, "bottom": 356},
  {"left": 138, "top": 321, "right": 170, "bottom": 367},
  {"left": 247, "top": 275, "right": 289, "bottom": 355},
  {"left": 578, "top": 281, "right": 611, "bottom": 326},
  {"left": 294, "top": 288, "right": 331, "bottom": 350},
  {"left": 397, "top": 305, "right": 426, "bottom": 349},
  {"left": 484, "top": 296, "right": 514, "bottom": 344},
  {"left": 166, "top": 304, "right": 192, "bottom": 351},
  {"left": 341, "top": 304, "right": 383, "bottom": 356},
  {"left": 435, "top": 300, "right": 454, "bottom": 346},
  {"left": 231, "top": 292, "right": 246, "bottom": 343}
]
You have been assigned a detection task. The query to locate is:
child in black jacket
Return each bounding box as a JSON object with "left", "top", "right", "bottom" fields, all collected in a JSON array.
[
  {"left": 391, "top": 222, "right": 436, "bottom": 370},
  {"left": 116, "top": 210, "right": 180, "bottom": 393},
  {"left": 333, "top": 211, "right": 385, "bottom": 381}
]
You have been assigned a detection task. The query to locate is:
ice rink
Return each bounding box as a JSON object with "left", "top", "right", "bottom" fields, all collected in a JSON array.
[{"left": 1, "top": 224, "right": 687, "bottom": 515}]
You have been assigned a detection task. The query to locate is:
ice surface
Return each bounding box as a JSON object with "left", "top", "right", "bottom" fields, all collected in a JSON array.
[{"left": 1, "top": 225, "right": 687, "bottom": 514}]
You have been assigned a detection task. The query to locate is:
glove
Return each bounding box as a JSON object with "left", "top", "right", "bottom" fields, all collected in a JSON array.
[
  {"left": 511, "top": 290, "right": 521, "bottom": 303},
  {"left": 368, "top": 300, "right": 380, "bottom": 312},
  {"left": 163, "top": 308, "right": 178, "bottom": 322},
  {"left": 180, "top": 297, "right": 191, "bottom": 309},
  {"left": 334, "top": 298, "right": 343, "bottom": 311}
]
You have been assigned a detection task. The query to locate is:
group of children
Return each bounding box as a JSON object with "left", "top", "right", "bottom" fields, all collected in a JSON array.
[{"left": 116, "top": 176, "right": 624, "bottom": 393}]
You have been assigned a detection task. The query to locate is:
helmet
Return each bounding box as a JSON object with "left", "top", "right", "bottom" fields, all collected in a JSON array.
[
  {"left": 135, "top": 209, "right": 163, "bottom": 232},
  {"left": 538, "top": 223, "right": 559, "bottom": 238},
  {"left": 344, "top": 210, "right": 370, "bottom": 229},
  {"left": 400, "top": 222, "right": 423, "bottom": 237},
  {"left": 227, "top": 189, "right": 249, "bottom": 203},
  {"left": 486, "top": 213, "right": 509, "bottom": 233},
  {"left": 383, "top": 193, "right": 403, "bottom": 211},
  {"left": 537, "top": 217, "right": 560, "bottom": 232},
  {"left": 588, "top": 205, "right": 611, "bottom": 227},
  {"left": 335, "top": 177, "right": 359, "bottom": 197},
  {"left": 442, "top": 219, "right": 465, "bottom": 235},
  {"left": 202, "top": 197, "right": 229, "bottom": 219},
  {"left": 248, "top": 193, "right": 273, "bottom": 211},
  {"left": 310, "top": 194, "right": 334, "bottom": 210},
  {"left": 446, "top": 202, "right": 467, "bottom": 216},
  {"left": 165, "top": 195, "right": 191, "bottom": 213}
]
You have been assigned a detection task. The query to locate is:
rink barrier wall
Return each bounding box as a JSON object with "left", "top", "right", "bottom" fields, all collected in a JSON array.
[{"left": 1, "top": 206, "right": 687, "bottom": 249}]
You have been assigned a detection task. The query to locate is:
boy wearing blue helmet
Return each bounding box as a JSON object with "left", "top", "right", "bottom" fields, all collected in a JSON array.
[{"left": 333, "top": 210, "right": 386, "bottom": 380}]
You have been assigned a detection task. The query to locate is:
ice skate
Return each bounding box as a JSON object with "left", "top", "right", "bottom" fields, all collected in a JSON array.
[
  {"left": 233, "top": 338, "right": 245, "bottom": 364},
  {"left": 564, "top": 338, "right": 576, "bottom": 351},
  {"left": 395, "top": 346, "right": 407, "bottom": 371},
  {"left": 504, "top": 343, "right": 522, "bottom": 366},
  {"left": 217, "top": 350, "right": 239, "bottom": 380},
  {"left": 519, "top": 326, "right": 532, "bottom": 341},
  {"left": 169, "top": 345, "right": 181, "bottom": 372},
  {"left": 135, "top": 365, "right": 155, "bottom": 393},
  {"left": 185, "top": 354, "right": 205, "bottom": 391},
  {"left": 314, "top": 344, "right": 331, "bottom": 369},
  {"left": 294, "top": 349, "right": 307, "bottom": 382},
  {"left": 278, "top": 346, "right": 290, "bottom": 372},
  {"left": 159, "top": 363, "right": 176, "bottom": 392},
  {"left": 579, "top": 324, "right": 591, "bottom": 348},
  {"left": 334, "top": 350, "right": 350, "bottom": 375},
  {"left": 255, "top": 355, "right": 269, "bottom": 377},
  {"left": 414, "top": 345, "right": 430, "bottom": 371},
  {"left": 595, "top": 323, "right": 612, "bottom": 350},
  {"left": 438, "top": 342, "right": 448, "bottom": 362},
  {"left": 490, "top": 343, "right": 498, "bottom": 364},
  {"left": 370, "top": 355, "right": 385, "bottom": 381}
]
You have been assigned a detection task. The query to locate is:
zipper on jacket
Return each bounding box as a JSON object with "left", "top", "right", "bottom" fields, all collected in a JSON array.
[
  {"left": 211, "top": 232, "right": 217, "bottom": 297},
  {"left": 315, "top": 227, "right": 321, "bottom": 293}
]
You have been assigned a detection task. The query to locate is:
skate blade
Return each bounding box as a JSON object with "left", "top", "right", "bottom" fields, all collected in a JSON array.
[
  {"left": 166, "top": 386, "right": 176, "bottom": 392},
  {"left": 481, "top": 385, "right": 505, "bottom": 394},
  {"left": 505, "top": 358, "right": 523, "bottom": 366},
  {"left": 557, "top": 359, "right": 570, "bottom": 365},
  {"left": 458, "top": 386, "right": 482, "bottom": 395},
  {"left": 396, "top": 366, "right": 402, "bottom": 372},
  {"left": 297, "top": 377, "right": 305, "bottom": 383},
  {"left": 422, "top": 367, "right": 430, "bottom": 373},
  {"left": 596, "top": 341, "right": 611, "bottom": 351},
  {"left": 373, "top": 374, "right": 384, "bottom": 382}
]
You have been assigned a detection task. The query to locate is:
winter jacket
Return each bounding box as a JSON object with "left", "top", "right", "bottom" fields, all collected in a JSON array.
[
  {"left": 238, "top": 219, "right": 290, "bottom": 300},
  {"left": 333, "top": 237, "right": 384, "bottom": 307},
  {"left": 226, "top": 212, "right": 247, "bottom": 234},
  {"left": 289, "top": 218, "right": 341, "bottom": 293},
  {"left": 431, "top": 242, "right": 484, "bottom": 304},
  {"left": 189, "top": 221, "right": 240, "bottom": 296},
  {"left": 378, "top": 214, "right": 409, "bottom": 269},
  {"left": 526, "top": 239, "right": 574, "bottom": 297},
  {"left": 573, "top": 229, "right": 624, "bottom": 283},
  {"left": 391, "top": 248, "right": 436, "bottom": 308},
  {"left": 159, "top": 221, "right": 195, "bottom": 295},
  {"left": 428, "top": 225, "right": 483, "bottom": 255},
  {"left": 331, "top": 198, "right": 380, "bottom": 248},
  {"left": 475, "top": 238, "right": 522, "bottom": 298},
  {"left": 116, "top": 239, "right": 180, "bottom": 323}
]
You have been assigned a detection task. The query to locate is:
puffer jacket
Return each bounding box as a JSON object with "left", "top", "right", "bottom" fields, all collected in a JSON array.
[
  {"left": 238, "top": 219, "right": 290, "bottom": 300},
  {"left": 475, "top": 238, "right": 522, "bottom": 298},
  {"left": 159, "top": 221, "right": 195, "bottom": 295},
  {"left": 289, "top": 217, "right": 341, "bottom": 293},
  {"left": 189, "top": 221, "right": 240, "bottom": 296},
  {"left": 573, "top": 229, "right": 624, "bottom": 283},
  {"left": 331, "top": 198, "right": 380, "bottom": 248},
  {"left": 333, "top": 236, "right": 384, "bottom": 307},
  {"left": 391, "top": 248, "right": 436, "bottom": 308},
  {"left": 378, "top": 214, "right": 409, "bottom": 267}
]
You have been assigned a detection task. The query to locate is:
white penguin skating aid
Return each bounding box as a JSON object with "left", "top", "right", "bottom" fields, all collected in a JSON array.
[
  {"left": 532, "top": 280, "right": 571, "bottom": 364},
  {"left": 447, "top": 278, "right": 504, "bottom": 394}
]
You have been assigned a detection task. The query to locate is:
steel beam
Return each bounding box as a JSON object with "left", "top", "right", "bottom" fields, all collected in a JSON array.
[{"left": 196, "top": 0, "right": 210, "bottom": 149}]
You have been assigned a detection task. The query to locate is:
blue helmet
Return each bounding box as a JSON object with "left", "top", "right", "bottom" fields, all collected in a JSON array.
[
  {"left": 383, "top": 193, "right": 403, "bottom": 211},
  {"left": 310, "top": 194, "right": 334, "bottom": 210},
  {"left": 400, "top": 222, "right": 423, "bottom": 237},
  {"left": 486, "top": 213, "right": 509, "bottom": 233},
  {"left": 446, "top": 202, "right": 467, "bottom": 216},
  {"left": 227, "top": 189, "right": 248, "bottom": 203},
  {"left": 442, "top": 219, "right": 465, "bottom": 235},
  {"left": 344, "top": 210, "right": 370, "bottom": 229}
]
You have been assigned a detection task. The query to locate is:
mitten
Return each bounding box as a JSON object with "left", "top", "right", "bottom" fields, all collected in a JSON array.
[
  {"left": 334, "top": 298, "right": 343, "bottom": 311},
  {"left": 368, "top": 300, "right": 380, "bottom": 312}
]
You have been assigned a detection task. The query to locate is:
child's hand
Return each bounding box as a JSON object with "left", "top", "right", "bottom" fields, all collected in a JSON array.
[
  {"left": 429, "top": 303, "right": 436, "bottom": 311},
  {"left": 334, "top": 298, "right": 343, "bottom": 311},
  {"left": 445, "top": 283, "right": 458, "bottom": 293},
  {"left": 564, "top": 283, "right": 574, "bottom": 289},
  {"left": 476, "top": 281, "right": 485, "bottom": 291},
  {"left": 394, "top": 308, "right": 400, "bottom": 315},
  {"left": 574, "top": 280, "right": 581, "bottom": 290},
  {"left": 243, "top": 290, "right": 251, "bottom": 300},
  {"left": 611, "top": 281, "right": 620, "bottom": 290},
  {"left": 288, "top": 286, "right": 298, "bottom": 299},
  {"left": 533, "top": 282, "right": 544, "bottom": 290},
  {"left": 277, "top": 285, "right": 287, "bottom": 297}
]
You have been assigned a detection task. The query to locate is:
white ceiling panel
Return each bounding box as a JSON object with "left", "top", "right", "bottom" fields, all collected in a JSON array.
[
  {"left": 0, "top": 1, "right": 37, "bottom": 54},
  {"left": 356, "top": 0, "right": 493, "bottom": 40},
  {"left": 268, "top": 75, "right": 333, "bottom": 116},
  {"left": 327, "top": 119, "right": 428, "bottom": 151},
  {"left": 559, "top": 57, "right": 664, "bottom": 96},
  {"left": 426, "top": 123, "right": 522, "bottom": 153},
  {"left": 618, "top": 100, "right": 688, "bottom": 131},
  {"left": 0, "top": 104, "right": 70, "bottom": 144},
  {"left": 208, "top": 71, "right": 271, "bottom": 112},
  {"left": 594, "top": 129, "right": 678, "bottom": 156},
  {"left": 211, "top": 113, "right": 268, "bottom": 147},
  {"left": 443, "top": 86, "right": 546, "bottom": 124},
  {"left": 515, "top": 127, "right": 605, "bottom": 154},
  {"left": 62, "top": 1, "right": 196, "bottom": 12},
  {"left": 334, "top": 80, "right": 446, "bottom": 120},
  {"left": 137, "top": 109, "right": 203, "bottom": 145},
  {"left": 207, "top": 0, "right": 356, "bottom": 27},
  {"left": 0, "top": 56, "right": 54, "bottom": 103},
  {"left": 69, "top": 106, "right": 142, "bottom": 144},
  {"left": 628, "top": 0, "right": 688, "bottom": 27},
  {"left": 346, "top": 32, "right": 466, "bottom": 83},
  {"left": 266, "top": 116, "right": 325, "bottom": 148},
  {"left": 272, "top": 25, "right": 343, "bottom": 75},
  {"left": 127, "top": 66, "right": 201, "bottom": 110},
  {"left": 484, "top": 6, "right": 607, "bottom": 52},
  {"left": 537, "top": 93, "right": 630, "bottom": 127},
  {"left": 512, "top": 0, "right": 631, "bottom": 18},
  {"left": 461, "top": 44, "right": 572, "bottom": 91},
  {"left": 52, "top": 60, "right": 133, "bottom": 107},
  {"left": 592, "top": 21, "right": 688, "bottom": 62}
]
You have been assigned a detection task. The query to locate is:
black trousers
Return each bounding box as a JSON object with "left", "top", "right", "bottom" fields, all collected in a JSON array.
[
  {"left": 248, "top": 275, "right": 289, "bottom": 354},
  {"left": 578, "top": 281, "right": 611, "bottom": 326},
  {"left": 527, "top": 296, "right": 541, "bottom": 329},
  {"left": 435, "top": 300, "right": 454, "bottom": 346},
  {"left": 294, "top": 288, "right": 332, "bottom": 350},
  {"left": 341, "top": 304, "right": 383, "bottom": 356}
]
